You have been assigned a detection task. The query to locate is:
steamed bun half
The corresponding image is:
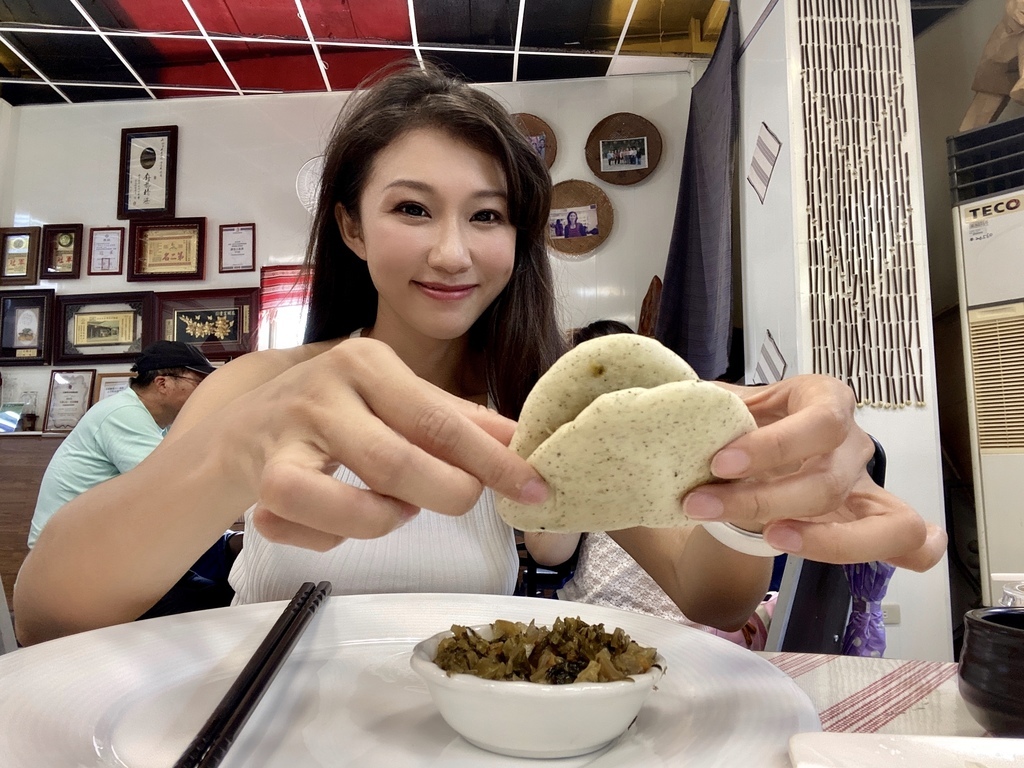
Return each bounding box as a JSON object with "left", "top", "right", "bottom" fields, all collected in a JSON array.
[{"left": 497, "top": 334, "right": 756, "bottom": 532}]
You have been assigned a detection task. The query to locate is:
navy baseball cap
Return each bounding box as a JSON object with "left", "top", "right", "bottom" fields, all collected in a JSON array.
[{"left": 131, "top": 340, "right": 215, "bottom": 376}]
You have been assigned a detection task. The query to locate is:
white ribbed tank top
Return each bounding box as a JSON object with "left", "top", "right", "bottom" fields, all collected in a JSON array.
[
  {"left": 229, "top": 467, "right": 518, "bottom": 604},
  {"left": 229, "top": 330, "right": 518, "bottom": 605}
]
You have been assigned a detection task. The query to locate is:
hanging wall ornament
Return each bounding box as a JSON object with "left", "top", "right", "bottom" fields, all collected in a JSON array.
[
  {"left": 548, "top": 179, "right": 613, "bottom": 261},
  {"left": 512, "top": 113, "right": 557, "bottom": 169},
  {"left": 585, "top": 112, "right": 663, "bottom": 185}
]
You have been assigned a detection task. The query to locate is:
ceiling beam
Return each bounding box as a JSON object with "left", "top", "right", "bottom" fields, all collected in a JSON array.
[
  {"left": 295, "top": 0, "right": 331, "bottom": 90},
  {"left": 704, "top": 0, "right": 730, "bottom": 39},
  {"left": 688, "top": 16, "right": 718, "bottom": 55}
]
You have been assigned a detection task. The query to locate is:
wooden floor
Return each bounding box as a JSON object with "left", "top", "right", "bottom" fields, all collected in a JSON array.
[{"left": 0, "top": 434, "right": 64, "bottom": 608}]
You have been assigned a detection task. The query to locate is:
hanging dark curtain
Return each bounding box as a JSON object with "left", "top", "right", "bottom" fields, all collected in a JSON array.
[{"left": 654, "top": 9, "right": 740, "bottom": 380}]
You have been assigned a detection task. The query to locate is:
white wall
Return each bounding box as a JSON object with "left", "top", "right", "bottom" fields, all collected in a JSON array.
[
  {"left": 737, "top": 0, "right": 952, "bottom": 661},
  {"left": 915, "top": 0, "right": 1024, "bottom": 315},
  {"left": 0, "top": 71, "right": 691, "bottom": 406}
]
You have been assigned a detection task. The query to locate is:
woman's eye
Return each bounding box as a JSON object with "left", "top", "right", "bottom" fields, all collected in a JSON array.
[
  {"left": 397, "top": 203, "right": 428, "bottom": 217},
  {"left": 471, "top": 210, "right": 503, "bottom": 223}
]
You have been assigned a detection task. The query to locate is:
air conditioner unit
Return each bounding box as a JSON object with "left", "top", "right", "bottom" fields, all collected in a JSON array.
[{"left": 948, "top": 115, "right": 1024, "bottom": 606}]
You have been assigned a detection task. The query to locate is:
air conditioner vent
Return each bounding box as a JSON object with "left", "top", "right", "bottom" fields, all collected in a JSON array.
[
  {"left": 798, "top": 0, "right": 925, "bottom": 407},
  {"left": 948, "top": 114, "right": 1024, "bottom": 205},
  {"left": 968, "top": 302, "right": 1024, "bottom": 452}
]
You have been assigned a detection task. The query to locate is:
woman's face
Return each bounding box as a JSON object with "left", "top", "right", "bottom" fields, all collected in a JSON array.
[
  {"left": 567, "top": 211, "right": 578, "bottom": 225},
  {"left": 337, "top": 127, "right": 516, "bottom": 344}
]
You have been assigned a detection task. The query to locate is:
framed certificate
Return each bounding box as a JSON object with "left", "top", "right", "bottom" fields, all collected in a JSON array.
[
  {"left": 43, "top": 369, "right": 97, "bottom": 433},
  {"left": 40, "top": 223, "right": 84, "bottom": 279},
  {"left": 92, "top": 372, "right": 133, "bottom": 405},
  {"left": 117, "top": 125, "right": 178, "bottom": 220},
  {"left": 88, "top": 227, "right": 125, "bottom": 275},
  {"left": 127, "top": 217, "right": 206, "bottom": 281},
  {"left": 155, "top": 288, "right": 258, "bottom": 361},
  {"left": 54, "top": 291, "right": 154, "bottom": 364},
  {"left": 0, "top": 288, "right": 54, "bottom": 365},
  {"left": 219, "top": 223, "right": 256, "bottom": 273},
  {"left": 0, "top": 226, "right": 41, "bottom": 287}
]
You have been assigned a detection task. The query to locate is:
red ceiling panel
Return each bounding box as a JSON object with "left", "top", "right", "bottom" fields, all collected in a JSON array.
[
  {"left": 204, "top": 0, "right": 310, "bottom": 40},
  {"left": 337, "top": 0, "right": 412, "bottom": 43},
  {"left": 105, "top": 0, "right": 204, "bottom": 33},
  {"left": 321, "top": 49, "right": 411, "bottom": 90}
]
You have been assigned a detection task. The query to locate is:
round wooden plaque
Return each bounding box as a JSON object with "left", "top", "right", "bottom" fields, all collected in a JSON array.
[
  {"left": 585, "top": 112, "right": 662, "bottom": 185},
  {"left": 512, "top": 113, "right": 557, "bottom": 169},
  {"left": 548, "top": 179, "right": 613, "bottom": 261}
]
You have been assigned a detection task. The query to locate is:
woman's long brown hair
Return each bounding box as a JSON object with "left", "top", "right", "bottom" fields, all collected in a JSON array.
[{"left": 303, "top": 61, "right": 565, "bottom": 418}]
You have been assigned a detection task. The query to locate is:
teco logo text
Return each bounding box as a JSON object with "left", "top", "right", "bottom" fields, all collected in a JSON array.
[{"left": 966, "top": 198, "right": 1021, "bottom": 219}]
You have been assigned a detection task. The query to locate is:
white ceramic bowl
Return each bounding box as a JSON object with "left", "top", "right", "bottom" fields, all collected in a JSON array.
[{"left": 409, "top": 623, "right": 667, "bottom": 759}]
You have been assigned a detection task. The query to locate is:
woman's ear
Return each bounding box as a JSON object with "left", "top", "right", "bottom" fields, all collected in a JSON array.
[{"left": 335, "top": 203, "right": 366, "bottom": 261}]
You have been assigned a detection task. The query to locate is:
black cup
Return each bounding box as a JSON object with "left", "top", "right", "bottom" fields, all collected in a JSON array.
[{"left": 958, "top": 607, "right": 1024, "bottom": 736}]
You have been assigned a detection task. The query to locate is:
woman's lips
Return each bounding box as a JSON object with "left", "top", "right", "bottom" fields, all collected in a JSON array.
[{"left": 415, "top": 282, "right": 476, "bottom": 301}]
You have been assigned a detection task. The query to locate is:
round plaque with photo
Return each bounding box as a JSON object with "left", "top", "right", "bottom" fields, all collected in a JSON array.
[
  {"left": 548, "top": 180, "right": 613, "bottom": 261},
  {"left": 585, "top": 112, "right": 663, "bottom": 186},
  {"left": 512, "top": 113, "right": 557, "bottom": 169}
]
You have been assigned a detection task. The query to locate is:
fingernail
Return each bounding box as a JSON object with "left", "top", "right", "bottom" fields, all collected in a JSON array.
[
  {"left": 397, "top": 508, "right": 420, "bottom": 528},
  {"left": 518, "top": 477, "right": 549, "bottom": 504},
  {"left": 765, "top": 525, "right": 803, "bottom": 553},
  {"left": 683, "top": 492, "right": 724, "bottom": 520},
  {"left": 712, "top": 448, "right": 750, "bottom": 478}
]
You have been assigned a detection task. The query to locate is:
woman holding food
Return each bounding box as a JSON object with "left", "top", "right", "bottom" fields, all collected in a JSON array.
[{"left": 15, "top": 62, "right": 944, "bottom": 646}]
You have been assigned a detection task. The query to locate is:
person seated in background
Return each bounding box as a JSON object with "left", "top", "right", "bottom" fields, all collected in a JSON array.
[{"left": 25, "top": 340, "right": 241, "bottom": 619}]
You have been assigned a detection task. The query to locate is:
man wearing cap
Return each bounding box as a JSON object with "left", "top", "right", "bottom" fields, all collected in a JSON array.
[{"left": 27, "top": 341, "right": 239, "bottom": 617}]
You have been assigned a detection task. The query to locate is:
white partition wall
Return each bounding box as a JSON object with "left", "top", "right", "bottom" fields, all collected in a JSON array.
[{"left": 736, "top": 0, "right": 953, "bottom": 661}]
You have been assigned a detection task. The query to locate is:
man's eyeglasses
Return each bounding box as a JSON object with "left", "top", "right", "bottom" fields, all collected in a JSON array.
[{"left": 161, "top": 374, "right": 203, "bottom": 387}]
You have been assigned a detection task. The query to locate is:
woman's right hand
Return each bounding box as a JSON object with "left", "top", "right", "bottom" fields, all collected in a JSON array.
[
  {"left": 15, "top": 337, "right": 548, "bottom": 644},
  {"left": 223, "top": 337, "right": 550, "bottom": 550}
]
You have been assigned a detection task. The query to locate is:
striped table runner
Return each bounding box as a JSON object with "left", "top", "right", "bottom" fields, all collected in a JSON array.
[{"left": 758, "top": 651, "right": 985, "bottom": 736}]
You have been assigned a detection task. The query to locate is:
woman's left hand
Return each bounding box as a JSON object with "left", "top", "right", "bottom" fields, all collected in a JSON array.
[{"left": 681, "top": 375, "right": 946, "bottom": 572}]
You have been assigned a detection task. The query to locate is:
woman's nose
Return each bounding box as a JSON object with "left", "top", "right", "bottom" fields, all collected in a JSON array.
[{"left": 427, "top": 220, "right": 472, "bottom": 272}]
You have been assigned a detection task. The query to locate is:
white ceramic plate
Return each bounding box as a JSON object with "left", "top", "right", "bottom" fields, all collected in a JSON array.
[
  {"left": 790, "top": 732, "right": 1024, "bottom": 767},
  {"left": 0, "top": 593, "right": 819, "bottom": 767}
]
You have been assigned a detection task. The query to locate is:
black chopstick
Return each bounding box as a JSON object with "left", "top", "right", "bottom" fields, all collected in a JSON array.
[{"left": 174, "top": 580, "right": 333, "bottom": 768}]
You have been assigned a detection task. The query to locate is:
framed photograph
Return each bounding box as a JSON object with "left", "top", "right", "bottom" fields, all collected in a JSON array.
[
  {"left": 512, "top": 113, "right": 558, "bottom": 169},
  {"left": 584, "top": 112, "right": 663, "bottom": 186},
  {"left": 92, "top": 372, "right": 133, "bottom": 405},
  {"left": 88, "top": 227, "right": 125, "bottom": 275},
  {"left": 0, "top": 288, "right": 55, "bottom": 366},
  {"left": 0, "top": 226, "right": 41, "bottom": 286},
  {"left": 548, "top": 205, "right": 600, "bottom": 240},
  {"left": 155, "top": 288, "right": 259, "bottom": 361},
  {"left": 54, "top": 291, "right": 154, "bottom": 365},
  {"left": 127, "top": 217, "right": 206, "bottom": 282},
  {"left": 117, "top": 125, "right": 178, "bottom": 220},
  {"left": 40, "top": 223, "right": 84, "bottom": 279},
  {"left": 43, "top": 369, "right": 97, "bottom": 433},
  {"left": 548, "top": 179, "right": 614, "bottom": 261},
  {"left": 599, "top": 136, "right": 649, "bottom": 173},
  {"left": 219, "top": 223, "right": 256, "bottom": 273}
]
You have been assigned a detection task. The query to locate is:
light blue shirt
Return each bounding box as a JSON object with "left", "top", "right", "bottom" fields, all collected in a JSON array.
[{"left": 28, "top": 387, "right": 165, "bottom": 548}]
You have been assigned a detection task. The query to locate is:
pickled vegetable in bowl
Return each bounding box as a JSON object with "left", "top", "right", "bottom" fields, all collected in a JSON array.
[
  {"left": 433, "top": 616, "right": 659, "bottom": 684},
  {"left": 410, "top": 617, "right": 667, "bottom": 759}
]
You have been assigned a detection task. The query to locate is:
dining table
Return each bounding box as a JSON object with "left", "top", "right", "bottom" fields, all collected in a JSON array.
[
  {"left": 760, "top": 650, "right": 983, "bottom": 737},
  {"left": 0, "top": 593, "right": 1008, "bottom": 767}
]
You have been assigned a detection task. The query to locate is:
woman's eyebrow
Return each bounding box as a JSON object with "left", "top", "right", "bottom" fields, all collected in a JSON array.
[{"left": 383, "top": 179, "right": 507, "bottom": 200}]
